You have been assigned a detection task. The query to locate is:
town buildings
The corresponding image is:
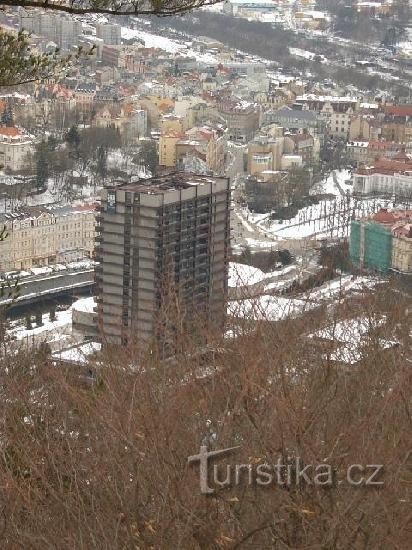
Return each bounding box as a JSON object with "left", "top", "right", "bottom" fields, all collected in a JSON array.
[
  {"left": 294, "top": 95, "right": 358, "bottom": 140},
  {"left": 0, "top": 204, "right": 96, "bottom": 272},
  {"left": 247, "top": 128, "right": 316, "bottom": 177},
  {"left": 347, "top": 140, "right": 407, "bottom": 166},
  {"left": 95, "top": 174, "right": 230, "bottom": 351}
]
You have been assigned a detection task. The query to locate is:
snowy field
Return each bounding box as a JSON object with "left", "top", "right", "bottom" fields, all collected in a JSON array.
[{"left": 307, "top": 315, "right": 398, "bottom": 365}]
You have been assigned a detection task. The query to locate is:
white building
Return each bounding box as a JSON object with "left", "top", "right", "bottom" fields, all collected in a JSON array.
[
  {"left": 0, "top": 127, "right": 33, "bottom": 172},
  {"left": 321, "top": 102, "right": 354, "bottom": 140},
  {"left": 353, "top": 158, "right": 412, "bottom": 199},
  {"left": 128, "top": 109, "right": 148, "bottom": 140}
]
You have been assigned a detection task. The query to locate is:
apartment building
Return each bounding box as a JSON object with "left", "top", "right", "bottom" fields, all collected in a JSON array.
[
  {"left": 95, "top": 173, "right": 230, "bottom": 351},
  {"left": 57, "top": 17, "right": 82, "bottom": 50},
  {"left": 19, "top": 9, "right": 82, "bottom": 50},
  {"left": 294, "top": 95, "right": 358, "bottom": 140},
  {"left": 217, "top": 100, "right": 259, "bottom": 143},
  {"left": 159, "top": 134, "right": 182, "bottom": 167},
  {"left": 347, "top": 140, "right": 406, "bottom": 166},
  {"left": 346, "top": 141, "right": 369, "bottom": 165},
  {"left": 96, "top": 23, "right": 121, "bottom": 45},
  {"left": 185, "top": 102, "right": 218, "bottom": 129},
  {"left": 349, "top": 115, "right": 382, "bottom": 141},
  {"left": 287, "top": 132, "right": 317, "bottom": 166},
  {"left": 294, "top": 95, "right": 359, "bottom": 114},
  {"left": 320, "top": 102, "right": 354, "bottom": 140},
  {"left": 247, "top": 129, "right": 314, "bottom": 177},
  {"left": 255, "top": 88, "right": 293, "bottom": 110},
  {"left": 0, "top": 204, "right": 96, "bottom": 272},
  {"left": 160, "top": 125, "right": 226, "bottom": 173},
  {"left": 392, "top": 222, "right": 412, "bottom": 273},
  {"left": 247, "top": 135, "right": 284, "bottom": 176},
  {"left": 95, "top": 104, "right": 147, "bottom": 141}
]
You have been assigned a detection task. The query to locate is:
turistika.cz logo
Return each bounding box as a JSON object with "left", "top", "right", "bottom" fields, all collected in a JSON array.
[{"left": 188, "top": 445, "right": 384, "bottom": 495}]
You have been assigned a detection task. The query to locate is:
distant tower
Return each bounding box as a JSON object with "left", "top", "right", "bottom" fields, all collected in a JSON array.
[{"left": 96, "top": 23, "right": 122, "bottom": 45}]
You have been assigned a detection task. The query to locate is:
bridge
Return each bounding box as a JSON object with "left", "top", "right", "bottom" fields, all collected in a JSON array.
[{"left": 0, "top": 268, "right": 95, "bottom": 311}]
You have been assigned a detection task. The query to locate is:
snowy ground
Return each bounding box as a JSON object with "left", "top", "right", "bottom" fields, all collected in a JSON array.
[
  {"left": 289, "top": 48, "right": 327, "bottom": 63},
  {"left": 7, "top": 296, "right": 95, "bottom": 353},
  {"left": 250, "top": 196, "right": 408, "bottom": 241},
  {"left": 121, "top": 27, "right": 219, "bottom": 65},
  {"left": 228, "top": 273, "right": 384, "bottom": 322},
  {"left": 307, "top": 314, "right": 398, "bottom": 365},
  {"left": 54, "top": 342, "right": 101, "bottom": 365},
  {"left": 313, "top": 170, "right": 353, "bottom": 196},
  {"left": 228, "top": 262, "right": 296, "bottom": 289}
]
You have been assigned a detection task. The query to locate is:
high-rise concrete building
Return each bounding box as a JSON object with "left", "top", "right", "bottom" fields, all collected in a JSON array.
[
  {"left": 96, "top": 23, "right": 122, "bottom": 45},
  {"left": 19, "top": 9, "right": 82, "bottom": 50},
  {"left": 56, "top": 16, "right": 82, "bottom": 50},
  {"left": 19, "top": 8, "right": 41, "bottom": 35},
  {"left": 95, "top": 173, "right": 230, "bottom": 351}
]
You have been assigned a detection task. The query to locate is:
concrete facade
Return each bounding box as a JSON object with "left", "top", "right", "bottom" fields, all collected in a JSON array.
[{"left": 95, "top": 173, "right": 230, "bottom": 351}]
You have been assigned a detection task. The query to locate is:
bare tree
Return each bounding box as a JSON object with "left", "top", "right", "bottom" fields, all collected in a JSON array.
[{"left": 0, "top": 284, "right": 410, "bottom": 548}]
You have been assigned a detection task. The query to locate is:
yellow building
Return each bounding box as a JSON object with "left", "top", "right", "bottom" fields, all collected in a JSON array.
[
  {"left": 207, "top": 132, "right": 226, "bottom": 174},
  {"left": 159, "top": 124, "right": 227, "bottom": 172},
  {"left": 159, "top": 133, "right": 182, "bottom": 167},
  {"left": 392, "top": 223, "right": 412, "bottom": 273},
  {"left": 140, "top": 96, "right": 174, "bottom": 129},
  {"left": 247, "top": 136, "right": 285, "bottom": 176},
  {"left": 160, "top": 115, "right": 184, "bottom": 135}
]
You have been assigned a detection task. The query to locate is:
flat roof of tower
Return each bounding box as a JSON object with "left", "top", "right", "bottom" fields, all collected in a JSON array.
[{"left": 114, "top": 172, "right": 227, "bottom": 195}]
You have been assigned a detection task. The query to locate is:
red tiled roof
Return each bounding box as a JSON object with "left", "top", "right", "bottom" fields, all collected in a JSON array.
[
  {"left": 0, "top": 127, "right": 21, "bottom": 137},
  {"left": 392, "top": 148, "right": 410, "bottom": 161},
  {"left": 373, "top": 209, "right": 397, "bottom": 224},
  {"left": 357, "top": 157, "right": 412, "bottom": 175},
  {"left": 384, "top": 105, "right": 412, "bottom": 117},
  {"left": 392, "top": 223, "right": 412, "bottom": 238},
  {"left": 368, "top": 140, "right": 399, "bottom": 150}
]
